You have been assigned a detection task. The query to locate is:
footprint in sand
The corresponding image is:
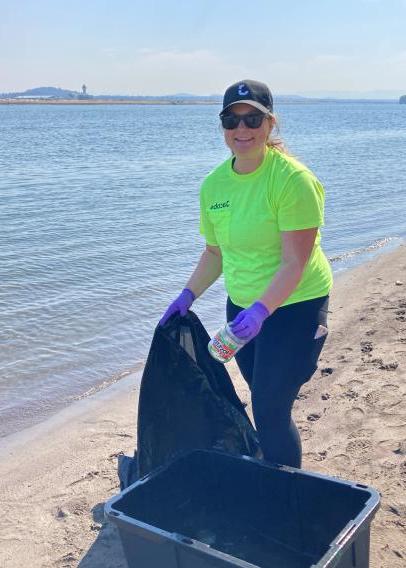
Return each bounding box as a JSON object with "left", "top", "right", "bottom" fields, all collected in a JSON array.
[
  {"left": 376, "top": 439, "right": 406, "bottom": 458},
  {"left": 381, "top": 383, "right": 400, "bottom": 393},
  {"left": 364, "top": 391, "right": 380, "bottom": 406},
  {"left": 347, "top": 379, "right": 364, "bottom": 389},
  {"left": 342, "top": 389, "right": 359, "bottom": 400},
  {"left": 346, "top": 438, "right": 373, "bottom": 454},
  {"left": 360, "top": 341, "right": 374, "bottom": 353},
  {"left": 380, "top": 362, "right": 399, "bottom": 371},
  {"left": 330, "top": 453, "right": 352, "bottom": 468},
  {"left": 344, "top": 407, "right": 365, "bottom": 423},
  {"left": 364, "top": 389, "right": 404, "bottom": 412},
  {"left": 321, "top": 367, "right": 334, "bottom": 376},
  {"left": 348, "top": 428, "right": 374, "bottom": 439},
  {"left": 307, "top": 413, "right": 321, "bottom": 422},
  {"left": 369, "top": 357, "right": 398, "bottom": 370},
  {"left": 386, "top": 415, "right": 406, "bottom": 428}
]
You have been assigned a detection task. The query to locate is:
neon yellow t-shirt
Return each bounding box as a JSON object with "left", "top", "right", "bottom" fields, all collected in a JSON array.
[{"left": 199, "top": 147, "right": 333, "bottom": 308}]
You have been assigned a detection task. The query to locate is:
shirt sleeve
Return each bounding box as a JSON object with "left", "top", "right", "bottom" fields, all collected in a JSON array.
[
  {"left": 277, "top": 171, "right": 325, "bottom": 231},
  {"left": 199, "top": 181, "right": 218, "bottom": 246}
]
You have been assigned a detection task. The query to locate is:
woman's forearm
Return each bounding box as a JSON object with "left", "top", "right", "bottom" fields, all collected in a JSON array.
[
  {"left": 259, "top": 228, "right": 317, "bottom": 315},
  {"left": 259, "top": 260, "right": 304, "bottom": 315},
  {"left": 186, "top": 247, "right": 223, "bottom": 298}
]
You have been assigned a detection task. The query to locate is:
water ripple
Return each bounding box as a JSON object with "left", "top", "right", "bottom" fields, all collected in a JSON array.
[{"left": 1, "top": 102, "right": 405, "bottom": 436}]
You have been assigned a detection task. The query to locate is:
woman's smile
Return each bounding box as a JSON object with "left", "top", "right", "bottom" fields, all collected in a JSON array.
[{"left": 223, "top": 103, "right": 271, "bottom": 167}]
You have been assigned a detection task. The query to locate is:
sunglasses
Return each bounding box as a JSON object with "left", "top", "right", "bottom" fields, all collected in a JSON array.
[{"left": 220, "top": 112, "right": 268, "bottom": 130}]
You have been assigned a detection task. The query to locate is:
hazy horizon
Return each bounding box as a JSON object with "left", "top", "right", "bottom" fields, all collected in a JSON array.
[
  {"left": 1, "top": 85, "right": 404, "bottom": 101},
  {"left": 2, "top": 0, "right": 406, "bottom": 97}
]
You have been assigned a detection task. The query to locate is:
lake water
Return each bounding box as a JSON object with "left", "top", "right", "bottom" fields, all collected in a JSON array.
[{"left": 1, "top": 102, "right": 405, "bottom": 437}]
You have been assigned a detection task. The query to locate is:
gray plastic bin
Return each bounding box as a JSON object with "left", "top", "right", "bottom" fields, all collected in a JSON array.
[{"left": 105, "top": 449, "right": 380, "bottom": 568}]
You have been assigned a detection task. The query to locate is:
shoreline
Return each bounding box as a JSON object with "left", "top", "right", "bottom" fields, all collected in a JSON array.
[
  {"left": 0, "top": 99, "right": 220, "bottom": 106},
  {"left": 0, "top": 237, "right": 403, "bottom": 441},
  {"left": 0, "top": 243, "right": 405, "bottom": 567},
  {"left": 0, "top": 98, "right": 399, "bottom": 106},
  {"left": 0, "top": 369, "right": 143, "bottom": 457}
]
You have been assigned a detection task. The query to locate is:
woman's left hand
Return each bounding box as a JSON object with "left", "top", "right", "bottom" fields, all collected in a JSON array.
[{"left": 230, "top": 301, "right": 269, "bottom": 342}]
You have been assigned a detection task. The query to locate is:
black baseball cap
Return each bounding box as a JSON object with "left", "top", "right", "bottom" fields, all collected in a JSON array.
[{"left": 220, "top": 80, "right": 273, "bottom": 116}]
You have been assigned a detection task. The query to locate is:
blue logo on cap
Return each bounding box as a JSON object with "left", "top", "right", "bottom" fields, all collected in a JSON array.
[{"left": 237, "top": 84, "right": 249, "bottom": 96}]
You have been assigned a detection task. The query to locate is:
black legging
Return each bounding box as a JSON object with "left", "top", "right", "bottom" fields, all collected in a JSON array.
[{"left": 227, "top": 295, "right": 329, "bottom": 468}]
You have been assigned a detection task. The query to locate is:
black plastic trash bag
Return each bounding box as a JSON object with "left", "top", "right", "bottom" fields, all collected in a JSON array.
[
  {"left": 135, "top": 311, "right": 260, "bottom": 479},
  {"left": 117, "top": 452, "right": 138, "bottom": 491}
]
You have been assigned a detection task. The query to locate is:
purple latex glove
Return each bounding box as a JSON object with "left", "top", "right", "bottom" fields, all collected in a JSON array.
[
  {"left": 229, "top": 301, "right": 269, "bottom": 341},
  {"left": 159, "top": 288, "right": 195, "bottom": 326}
]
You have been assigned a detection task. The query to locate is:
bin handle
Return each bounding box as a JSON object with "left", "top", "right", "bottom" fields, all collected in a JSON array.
[
  {"left": 335, "top": 522, "right": 357, "bottom": 547},
  {"left": 173, "top": 533, "right": 195, "bottom": 545}
]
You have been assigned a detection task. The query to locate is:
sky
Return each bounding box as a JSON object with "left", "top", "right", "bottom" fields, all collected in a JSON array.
[{"left": 1, "top": 0, "right": 406, "bottom": 98}]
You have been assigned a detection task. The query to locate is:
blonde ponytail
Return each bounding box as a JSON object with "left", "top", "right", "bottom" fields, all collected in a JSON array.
[{"left": 266, "top": 114, "right": 288, "bottom": 154}]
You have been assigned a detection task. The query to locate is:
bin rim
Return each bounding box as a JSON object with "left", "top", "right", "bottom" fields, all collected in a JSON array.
[
  {"left": 105, "top": 448, "right": 380, "bottom": 568},
  {"left": 112, "top": 447, "right": 380, "bottom": 498}
]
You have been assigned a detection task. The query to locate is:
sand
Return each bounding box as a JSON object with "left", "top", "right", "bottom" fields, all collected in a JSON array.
[{"left": 0, "top": 244, "right": 405, "bottom": 568}]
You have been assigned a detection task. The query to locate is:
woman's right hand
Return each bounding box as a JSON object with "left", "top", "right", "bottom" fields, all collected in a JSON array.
[{"left": 159, "top": 288, "right": 196, "bottom": 326}]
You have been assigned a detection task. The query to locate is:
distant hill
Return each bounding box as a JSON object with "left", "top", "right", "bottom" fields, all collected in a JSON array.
[
  {"left": 0, "top": 87, "right": 218, "bottom": 102},
  {"left": 400, "top": 95, "right": 406, "bottom": 104},
  {"left": 0, "top": 86, "right": 81, "bottom": 99}
]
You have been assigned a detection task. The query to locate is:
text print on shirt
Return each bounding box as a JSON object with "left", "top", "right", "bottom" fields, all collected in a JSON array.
[{"left": 210, "top": 201, "right": 230, "bottom": 210}]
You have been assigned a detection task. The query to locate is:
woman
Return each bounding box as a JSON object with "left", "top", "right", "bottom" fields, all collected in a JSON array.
[{"left": 160, "top": 79, "right": 333, "bottom": 468}]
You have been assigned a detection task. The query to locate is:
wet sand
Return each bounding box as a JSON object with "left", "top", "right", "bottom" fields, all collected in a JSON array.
[{"left": 0, "top": 244, "right": 405, "bottom": 567}]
